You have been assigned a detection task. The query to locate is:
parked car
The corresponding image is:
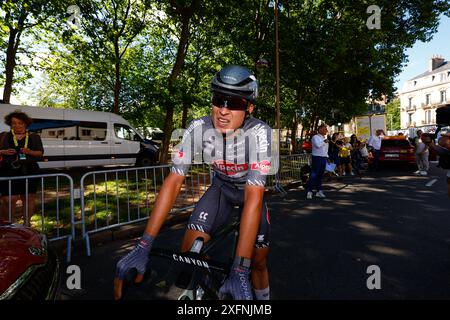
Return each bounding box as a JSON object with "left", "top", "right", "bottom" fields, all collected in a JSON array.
[
  {"left": 0, "top": 103, "right": 159, "bottom": 168},
  {"left": 0, "top": 221, "right": 60, "bottom": 300},
  {"left": 301, "top": 135, "right": 313, "bottom": 153},
  {"left": 368, "top": 136, "right": 416, "bottom": 166}
]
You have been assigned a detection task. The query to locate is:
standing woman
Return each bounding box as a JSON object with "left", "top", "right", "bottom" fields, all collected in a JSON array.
[
  {"left": 328, "top": 133, "right": 341, "bottom": 173},
  {"left": 0, "top": 111, "right": 44, "bottom": 226},
  {"left": 350, "top": 134, "right": 362, "bottom": 175}
]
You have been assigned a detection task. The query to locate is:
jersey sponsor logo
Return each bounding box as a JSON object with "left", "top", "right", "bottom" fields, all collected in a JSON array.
[
  {"left": 251, "top": 124, "right": 269, "bottom": 153},
  {"left": 212, "top": 160, "right": 249, "bottom": 176},
  {"left": 251, "top": 160, "right": 271, "bottom": 174},
  {"left": 199, "top": 211, "right": 208, "bottom": 221},
  {"left": 187, "top": 223, "right": 205, "bottom": 233}
]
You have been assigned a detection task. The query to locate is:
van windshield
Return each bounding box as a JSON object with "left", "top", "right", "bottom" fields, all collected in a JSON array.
[{"left": 115, "top": 124, "right": 141, "bottom": 141}]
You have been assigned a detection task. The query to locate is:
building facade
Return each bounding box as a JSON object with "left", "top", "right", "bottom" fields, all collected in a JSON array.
[{"left": 399, "top": 55, "right": 450, "bottom": 130}]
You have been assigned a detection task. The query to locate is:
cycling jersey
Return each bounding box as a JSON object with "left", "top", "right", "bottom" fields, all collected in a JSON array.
[
  {"left": 171, "top": 116, "right": 273, "bottom": 187},
  {"left": 171, "top": 115, "right": 272, "bottom": 248}
]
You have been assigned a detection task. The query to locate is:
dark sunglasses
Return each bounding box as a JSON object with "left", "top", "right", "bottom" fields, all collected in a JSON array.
[{"left": 212, "top": 94, "right": 248, "bottom": 111}]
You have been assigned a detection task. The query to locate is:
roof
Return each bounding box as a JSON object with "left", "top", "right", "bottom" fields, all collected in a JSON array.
[{"left": 408, "top": 61, "right": 450, "bottom": 81}]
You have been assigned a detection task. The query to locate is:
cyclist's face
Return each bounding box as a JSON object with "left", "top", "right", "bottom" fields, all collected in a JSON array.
[{"left": 211, "top": 95, "right": 253, "bottom": 134}]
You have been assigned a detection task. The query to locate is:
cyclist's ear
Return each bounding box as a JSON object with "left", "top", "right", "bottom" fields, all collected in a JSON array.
[{"left": 247, "top": 103, "right": 254, "bottom": 115}]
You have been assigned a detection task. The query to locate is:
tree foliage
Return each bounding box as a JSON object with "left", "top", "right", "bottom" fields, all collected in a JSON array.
[{"left": 1, "top": 0, "right": 449, "bottom": 159}]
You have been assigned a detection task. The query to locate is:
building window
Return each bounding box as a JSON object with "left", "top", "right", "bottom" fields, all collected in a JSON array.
[
  {"left": 408, "top": 97, "right": 412, "bottom": 108},
  {"left": 81, "top": 129, "right": 92, "bottom": 136},
  {"left": 441, "top": 90, "right": 447, "bottom": 103},
  {"left": 441, "top": 73, "right": 446, "bottom": 82},
  {"left": 408, "top": 113, "right": 413, "bottom": 124},
  {"left": 426, "top": 110, "right": 431, "bottom": 124},
  {"left": 414, "top": 81, "right": 417, "bottom": 86},
  {"left": 432, "top": 76, "right": 435, "bottom": 81},
  {"left": 426, "top": 94, "right": 431, "bottom": 105}
]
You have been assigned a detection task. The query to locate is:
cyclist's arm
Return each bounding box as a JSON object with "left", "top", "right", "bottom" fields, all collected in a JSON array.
[
  {"left": 235, "top": 185, "right": 265, "bottom": 259},
  {"left": 144, "top": 119, "right": 204, "bottom": 237},
  {"left": 144, "top": 172, "right": 185, "bottom": 237}
]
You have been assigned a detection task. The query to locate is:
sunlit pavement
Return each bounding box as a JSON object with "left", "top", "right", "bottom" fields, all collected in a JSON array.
[{"left": 59, "top": 162, "right": 450, "bottom": 300}]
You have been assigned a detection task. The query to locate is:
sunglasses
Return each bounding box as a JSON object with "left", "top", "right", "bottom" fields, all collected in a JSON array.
[{"left": 212, "top": 94, "right": 249, "bottom": 111}]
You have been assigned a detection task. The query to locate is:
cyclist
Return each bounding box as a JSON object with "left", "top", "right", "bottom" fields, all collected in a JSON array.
[{"left": 114, "top": 65, "right": 273, "bottom": 300}]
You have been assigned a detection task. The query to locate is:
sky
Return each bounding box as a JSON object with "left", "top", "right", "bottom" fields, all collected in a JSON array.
[{"left": 394, "top": 14, "right": 450, "bottom": 93}]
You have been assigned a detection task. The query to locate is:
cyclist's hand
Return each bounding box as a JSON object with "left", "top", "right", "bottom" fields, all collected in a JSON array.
[
  {"left": 113, "top": 233, "right": 154, "bottom": 300},
  {"left": 219, "top": 257, "right": 253, "bottom": 300}
]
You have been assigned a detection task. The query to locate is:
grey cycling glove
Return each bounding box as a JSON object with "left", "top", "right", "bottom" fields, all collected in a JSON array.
[
  {"left": 115, "top": 233, "right": 154, "bottom": 280},
  {"left": 219, "top": 256, "right": 253, "bottom": 300}
]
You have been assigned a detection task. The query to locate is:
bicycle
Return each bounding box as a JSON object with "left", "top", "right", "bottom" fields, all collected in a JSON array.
[{"left": 120, "top": 215, "right": 240, "bottom": 300}]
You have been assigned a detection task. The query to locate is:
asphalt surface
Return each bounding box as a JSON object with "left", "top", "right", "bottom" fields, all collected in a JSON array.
[{"left": 58, "top": 162, "right": 450, "bottom": 300}]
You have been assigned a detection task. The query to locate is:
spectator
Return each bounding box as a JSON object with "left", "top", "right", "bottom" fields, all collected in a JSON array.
[
  {"left": 367, "top": 129, "right": 384, "bottom": 171},
  {"left": 411, "top": 129, "right": 423, "bottom": 148},
  {"left": 328, "top": 132, "right": 341, "bottom": 173},
  {"left": 306, "top": 124, "right": 329, "bottom": 199},
  {"left": 334, "top": 139, "right": 345, "bottom": 176},
  {"left": 350, "top": 134, "right": 363, "bottom": 175},
  {"left": 415, "top": 133, "right": 430, "bottom": 176},
  {"left": 0, "top": 111, "right": 44, "bottom": 226},
  {"left": 340, "top": 137, "right": 354, "bottom": 176}
]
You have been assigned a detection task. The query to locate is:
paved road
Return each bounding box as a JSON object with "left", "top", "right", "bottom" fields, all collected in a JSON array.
[{"left": 59, "top": 162, "right": 450, "bottom": 300}]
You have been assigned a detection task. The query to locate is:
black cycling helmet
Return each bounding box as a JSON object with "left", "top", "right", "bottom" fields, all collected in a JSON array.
[{"left": 211, "top": 65, "right": 258, "bottom": 103}]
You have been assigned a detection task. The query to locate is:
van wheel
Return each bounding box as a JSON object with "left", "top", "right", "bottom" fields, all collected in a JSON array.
[{"left": 137, "top": 156, "right": 155, "bottom": 167}]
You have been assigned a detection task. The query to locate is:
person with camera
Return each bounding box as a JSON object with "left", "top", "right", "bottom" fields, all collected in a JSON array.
[
  {"left": 0, "top": 111, "right": 44, "bottom": 226},
  {"left": 306, "top": 124, "right": 329, "bottom": 199}
]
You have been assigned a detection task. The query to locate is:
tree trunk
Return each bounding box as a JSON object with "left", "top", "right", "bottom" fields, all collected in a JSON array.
[
  {"left": 181, "top": 103, "right": 189, "bottom": 129},
  {"left": 314, "top": 116, "right": 320, "bottom": 132},
  {"left": 309, "top": 113, "right": 316, "bottom": 133},
  {"left": 113, "top": 41, "right": 121, "bottom": 114},
  {"left": 159, "top": 2, "right": 197, "bottom": 164},
  {"left": 2, "top": 29, "right": 20, "bottom": 104},
  {"left": 290, "top": 116, "right": 298, "bottom": 154}
]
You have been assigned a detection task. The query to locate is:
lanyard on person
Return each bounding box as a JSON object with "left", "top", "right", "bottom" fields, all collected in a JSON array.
[
  {"left": 11, "top": 129, "right": 29, "bottom": 149},
  {"left": 11, "top": 129, "right": 29, "bottom": 160}
]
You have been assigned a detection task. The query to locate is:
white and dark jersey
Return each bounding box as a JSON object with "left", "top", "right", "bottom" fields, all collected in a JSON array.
[{"left": 171, "top": 116, "right": 273, "bottom": 187}]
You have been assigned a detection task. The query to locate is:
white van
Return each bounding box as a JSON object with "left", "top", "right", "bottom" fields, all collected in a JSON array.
[{"left": 0, "top": 104, "right": 159, "bottom": 169}]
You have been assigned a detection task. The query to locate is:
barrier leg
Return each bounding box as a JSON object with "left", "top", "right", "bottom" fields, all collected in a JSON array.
[
  {"left": 66, "top": 236, "right": 72, "bottom": 263},
  {"left": 85, "top": 234, "right": 91, "bottom": 257}
]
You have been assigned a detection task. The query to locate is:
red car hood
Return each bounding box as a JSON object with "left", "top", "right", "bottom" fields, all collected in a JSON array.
[{"left": 0, "top": 221, "right": 47, "bottom": 296}]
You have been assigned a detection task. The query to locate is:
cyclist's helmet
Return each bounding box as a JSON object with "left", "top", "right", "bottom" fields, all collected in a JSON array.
[{"left": 211, "top": 65, "right": 258, "bottom": 103}]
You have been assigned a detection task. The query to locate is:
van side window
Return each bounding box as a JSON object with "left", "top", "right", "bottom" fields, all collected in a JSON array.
[
  {"left": 28, "top": 119, "right": 107, "bottom": 141},
  {"left": 114, "top": 124, "right": 139, "bottom": 141}
]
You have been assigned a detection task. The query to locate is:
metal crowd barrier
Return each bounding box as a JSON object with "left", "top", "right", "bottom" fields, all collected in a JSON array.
[
  {"left": 0, "top": 173, "right": 75, "bottom": 263},
  {"left": 266, "top": 153, "right": 311, "bottom": 192},
  {"left": 0, "top": 154, "right": 310, "bottom": 261},
  {"left": 79, "top": 163, "right": 212, "bottom": 256}
]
